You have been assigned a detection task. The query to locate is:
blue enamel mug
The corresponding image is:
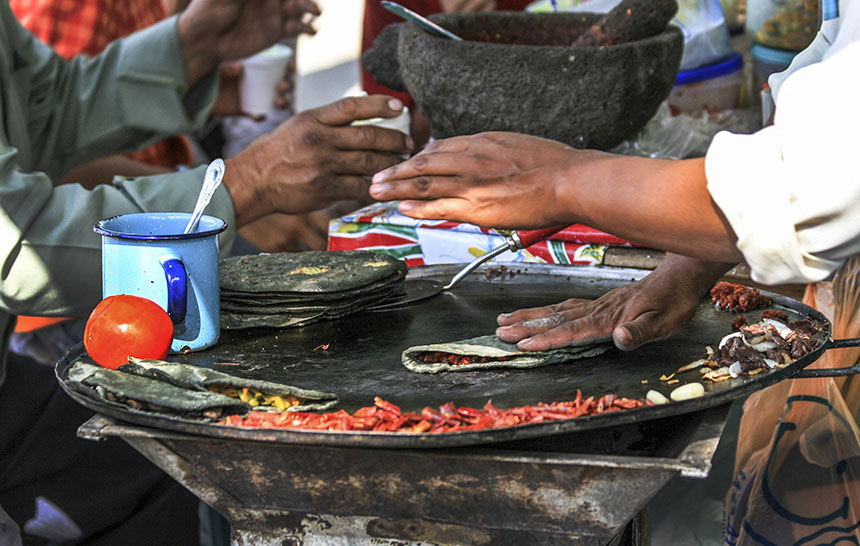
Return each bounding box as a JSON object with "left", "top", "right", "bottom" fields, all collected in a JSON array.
[{"left": 94, "top": 212, "right": 227, "bottom": 353}]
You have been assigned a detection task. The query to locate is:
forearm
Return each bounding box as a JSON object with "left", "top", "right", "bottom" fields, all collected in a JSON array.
[
  {"left": 555, "top": 154, "right": 742, "bottom": 262},
  {"left": 61, "top": 156, "right": 172, "bottom": 188}
]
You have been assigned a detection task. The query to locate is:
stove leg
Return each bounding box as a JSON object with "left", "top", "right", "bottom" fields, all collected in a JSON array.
[{"left": 605, "top": 506, "right": 651, "bottom": 546}]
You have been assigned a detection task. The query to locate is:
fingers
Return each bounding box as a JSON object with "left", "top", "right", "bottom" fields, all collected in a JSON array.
[
  {"left": 396, "top": 198, "right": 468, "bottom": 222},
  {"left": 613, "top": 312, "right": 669, "bottom": 351},
  {"left": 310, "top": 95, "right": 406, "bottom": 127},
  {"left": 284, "top": 0, "right": 321, "bottom": 18},
  {"left": 369, "top": 156, "right": 474, "bottom": 204},
  {"left": 328, "top": 150, "right": 406, "bottom": 177},
  {"left": 277, "top": 78, "right": 293, "bottom": 94},
  {"left": 497, "top": 313, "right": 613, "bottom": 351},
  {"left": 282, "top": 0, "right": 319, "bottom": 36},
  {"left": 494, "top": 298, "right": 617, "bottom": 351},
  {"left": 497, "top": 299, "right": 591, "bottom": 326},
  {"left": 284, "top": 21, "right": 317, "bottom": 36},
  {"left": 326, "top": 124, "right": 413, "bottom": 155},
  {"left": 319, "top": 175, "right": 373, "bottom": 204},
  {"left": 273, "top": 176, "right": 372, "bottom": 216},
  {"left": 220, "top": 61, "right": 242, "bottom": 80},
  {"left": 372, "top": 137, "right": 475, "bottom": 183},
  {"left": 275, "top": 78, "right": 294, "bottom": 109}
]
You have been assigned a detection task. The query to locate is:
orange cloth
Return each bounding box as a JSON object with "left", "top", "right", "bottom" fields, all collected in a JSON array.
[
  {"left": 13, "top": 316, "right": 69, "bottom": 333},
  {"left": 10, "top": 0, "right": 193, "bottom": 169}
]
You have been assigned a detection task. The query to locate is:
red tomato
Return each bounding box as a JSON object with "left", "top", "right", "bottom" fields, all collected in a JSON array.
[{"left": 84, "top": 295, "right": 174, "bottom": 369}]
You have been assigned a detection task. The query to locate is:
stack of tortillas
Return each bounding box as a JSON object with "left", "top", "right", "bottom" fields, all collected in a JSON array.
[{"left": 219, "top": 250, "right": 407, "bottom": 330}]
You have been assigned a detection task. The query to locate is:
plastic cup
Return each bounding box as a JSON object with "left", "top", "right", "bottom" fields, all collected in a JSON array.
[{"left": 240, "top": 43, "right": 293, "bottom": 118}]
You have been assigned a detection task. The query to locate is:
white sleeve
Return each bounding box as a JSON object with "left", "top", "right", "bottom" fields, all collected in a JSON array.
[{"left": 705, "top": 36, "right": 860, "bottom": 285}]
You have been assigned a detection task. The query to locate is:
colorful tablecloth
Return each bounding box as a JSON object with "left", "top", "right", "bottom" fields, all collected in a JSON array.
[{"left": 328, "top": 202, "right": 636, "bottom": 267}]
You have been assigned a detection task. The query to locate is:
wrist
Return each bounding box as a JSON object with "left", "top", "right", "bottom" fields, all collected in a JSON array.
[
  {"left": 656, "top": 253, "right": 734, "bottom": 299},
  {"left": 177, "top": 11, "right": 220, "bottom": 87},
  {"left": 223, "top": 156, "right": 269, "bottom": 227}
]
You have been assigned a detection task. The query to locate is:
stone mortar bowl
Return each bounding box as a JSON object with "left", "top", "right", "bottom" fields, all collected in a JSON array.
[{"left": 362, "top": 12, "right": 684, "bottom": 150}]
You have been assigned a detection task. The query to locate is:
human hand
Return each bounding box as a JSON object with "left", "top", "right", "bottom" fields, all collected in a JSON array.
[
  {"left": 224, "top": 95, "right": 414, "bottom": 226},
  {"left": 370, "top": 132, "right": 601, "bottom": 229},
  {"left": 495, "top": 254, "right": 733, "bottom": 351},
  {"left": 211, "top": 61, "right": 294, "bottom": 119},
  {"left": 178, "top": 0, "right": 319, "bottom": 86},
  {"left": 274, "top": 57, "right": 297, "bottom": 111}
]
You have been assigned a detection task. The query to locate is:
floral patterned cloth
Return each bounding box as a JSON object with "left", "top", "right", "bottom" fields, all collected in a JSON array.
[{"left": 329, "top": 202, "right": 635, "bottom": 267}]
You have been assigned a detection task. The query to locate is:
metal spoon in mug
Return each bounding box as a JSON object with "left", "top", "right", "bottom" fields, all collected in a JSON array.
[{"left": 183, "top": 158, "right": 225, "bottom": 234}]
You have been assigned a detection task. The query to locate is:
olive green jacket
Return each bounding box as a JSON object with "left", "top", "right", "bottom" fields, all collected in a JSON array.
[{"left": 0, "top": 4, "right": 237, "bottom": 388}]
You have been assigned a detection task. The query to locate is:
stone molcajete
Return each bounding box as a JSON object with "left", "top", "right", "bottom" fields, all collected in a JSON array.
[{"left": 362, "top": 10, "right": 684, "bottom": 150}]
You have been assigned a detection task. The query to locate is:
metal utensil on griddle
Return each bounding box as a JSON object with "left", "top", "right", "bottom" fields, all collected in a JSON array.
[
  {"left": 381, "top": 1, "right": 464, "bottom": 41},
  {"left": 369, "top": 225, "right": 567, "bottom": 310}
]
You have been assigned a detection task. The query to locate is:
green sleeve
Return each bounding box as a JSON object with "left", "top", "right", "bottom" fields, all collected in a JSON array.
[
  {"left": 0, "top": 5, "right": 235, "bottom": 319},
  {"left": 9, "top": 10, "right": 218, "bottom": 178}
]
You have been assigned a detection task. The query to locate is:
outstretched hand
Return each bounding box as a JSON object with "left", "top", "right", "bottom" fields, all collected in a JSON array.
[
  {"left": 179, "top": 0, "right": 319, "bottom": 86},
  {"left": 224, "top": 95, "right": 414, "bottom": 227},
  {"left": 371, "top": 132, "right": 596, "bottom": 229},
  {"left": 496, "top": 254, "right": 734, "bottom": 351},
  {"left": 371, "top": 131, "right": 743, "bottom": 263}
]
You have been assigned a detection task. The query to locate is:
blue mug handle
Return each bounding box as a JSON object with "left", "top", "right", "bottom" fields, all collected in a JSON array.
[{"left": 161, "top": 258, "right": 187, "bottom": 325}]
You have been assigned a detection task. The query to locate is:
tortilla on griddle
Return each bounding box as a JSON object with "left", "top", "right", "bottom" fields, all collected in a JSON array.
[
  {"left": 67, "top": 361, "right": 249, "bottom": 419},
  {"left": 219, "top": 250, "right": 407, "bottom": 330},
  {"left": 122, "top": 357, "right": 338, "bottom": 412},
  {"left": 402, "top": 334, "right": 612, "bottom": 373}
]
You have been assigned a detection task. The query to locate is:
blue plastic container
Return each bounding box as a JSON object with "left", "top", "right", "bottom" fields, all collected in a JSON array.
[{"left": 667, "top": 52, "right": 744, "bottom": 114}]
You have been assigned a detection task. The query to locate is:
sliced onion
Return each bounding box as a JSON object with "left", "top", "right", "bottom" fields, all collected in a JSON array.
[
  {"left": 646, "top": 390, "right": 669, "bottom": 405},
  {"left": 762, "top": 319, "right": 792, "bottom": 339},
  {"left": 750, "top": 340, "right": 778, "bottom": 352},
  {"left": 670, "top": 382, "right": 705, "bottom": 401},
  {"left": 719, "top": 331, "right": 743, "bottom": 349},
  {"left": 677, "top": 358, "right": 710, "bottom": 374},
  {"left": 729, "top": 361, "right": 743, "bottom": 378}
]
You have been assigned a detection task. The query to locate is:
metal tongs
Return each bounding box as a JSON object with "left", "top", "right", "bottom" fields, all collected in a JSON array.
[{"left": 369, "top": 225, "right": 567, "bottom": 310}]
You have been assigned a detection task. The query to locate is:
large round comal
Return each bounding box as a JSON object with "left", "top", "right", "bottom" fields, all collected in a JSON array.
[{"left": 363, "top": 12, "right": 684, "bottom": 150}]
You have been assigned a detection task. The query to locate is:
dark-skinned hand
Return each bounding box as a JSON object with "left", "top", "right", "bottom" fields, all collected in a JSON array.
[
  {"left": 496, "top": 254, "right": 733, "bottom": 351},
  {"left": 224, "top": 95, "right": 415, "bottom": 227}
]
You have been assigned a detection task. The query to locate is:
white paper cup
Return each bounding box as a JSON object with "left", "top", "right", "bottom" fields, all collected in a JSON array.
[
  {"left": 351, "top": 107, "right": 411, "bottom": 136},
  {"left": 352, "top": 107, "right": 411, "bottom": 158},
  {"left": 240, "top": 43, "right": 293, "bottom": 118}
]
